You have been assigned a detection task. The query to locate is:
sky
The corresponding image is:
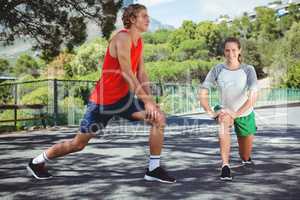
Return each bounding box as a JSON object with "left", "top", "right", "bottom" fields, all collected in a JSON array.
[{"left": 137, "top": 0, "right": 277, "bottom": 27}]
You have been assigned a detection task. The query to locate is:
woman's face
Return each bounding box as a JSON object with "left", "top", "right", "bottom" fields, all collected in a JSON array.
[{"left": 224, "top": 42, "right": 241, "bottom": 63}]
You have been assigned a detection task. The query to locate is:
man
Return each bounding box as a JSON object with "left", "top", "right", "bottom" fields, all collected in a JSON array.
[{"left": 27, "top": 4, "right": 176, "bottom": 184}]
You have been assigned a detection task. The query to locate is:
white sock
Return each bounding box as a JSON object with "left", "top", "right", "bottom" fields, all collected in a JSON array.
[
  {"left": 222, "top": 163, "right": 230, "bottom": 168},
  {"left": 32, "top": 152, "right": 50, "bottom": 164},
  {"left": 149, "top": 155, "right": 160, "bottom": 171}
]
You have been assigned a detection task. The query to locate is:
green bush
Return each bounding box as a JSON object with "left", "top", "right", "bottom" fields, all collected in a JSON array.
[
  {"left": 20, "top": 86, "right": 49, "bottom": 105},
  {"left": 146, "top": 60, "right": 218, "bottom": 83},
  {"left": 144, "top": 43, "right": 172, "bottom": 62}
]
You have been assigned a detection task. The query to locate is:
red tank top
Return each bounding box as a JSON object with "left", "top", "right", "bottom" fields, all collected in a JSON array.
[{"left": 89, "top": 29, "right": 143, "bottom": 105}]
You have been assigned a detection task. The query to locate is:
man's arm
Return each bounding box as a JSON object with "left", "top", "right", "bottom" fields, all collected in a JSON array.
[
  {"left": 137, "top": 47, "right": 151, "bottom": 95},
  {"left": 116, "top": 32, "right": 158, "bottom": 120},
  {"left": 116, "top": 33, "right": 153, "bottom": 103}
]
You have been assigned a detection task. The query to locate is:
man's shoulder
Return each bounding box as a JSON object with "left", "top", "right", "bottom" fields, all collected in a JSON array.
[{"left": 114, "top": 31, "right": 131, "bottom": 42}]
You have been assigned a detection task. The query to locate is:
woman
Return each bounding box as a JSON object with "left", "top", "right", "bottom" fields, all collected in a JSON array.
[{"left": 199, "top": 37, "right": 258, "bottom": 181}]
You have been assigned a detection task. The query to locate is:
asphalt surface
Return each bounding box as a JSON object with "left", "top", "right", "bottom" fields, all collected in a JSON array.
[{"left": 0, "top": 106, "right": 299, "bottom": 200}]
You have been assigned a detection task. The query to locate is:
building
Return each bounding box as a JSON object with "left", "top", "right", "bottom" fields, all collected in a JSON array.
[
  {"left": 215, "top": 0, "right": 300, "bottom": 24},
  {"left": 122, "top": 0, "right": 138, "bottom": 7},
  {"left": 268, "top": 0, "right": 300, "bottom": 17}
]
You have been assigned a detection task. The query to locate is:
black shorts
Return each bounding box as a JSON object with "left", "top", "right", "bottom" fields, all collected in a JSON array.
[{"left": 80, "top": 92, "right": 145, "bottom": 134}]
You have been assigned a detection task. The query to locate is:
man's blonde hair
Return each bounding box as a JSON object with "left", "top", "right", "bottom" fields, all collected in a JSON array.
[{"left": 122, "top": 4, "right": 147, "bottom": 29}]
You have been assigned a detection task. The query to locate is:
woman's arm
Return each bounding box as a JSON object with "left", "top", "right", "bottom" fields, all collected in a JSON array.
[
  {"left": 199, "top": 88, "right": 218, "bottom": 118},
  {"left": 226, "top": 90, "right": 258, "bottom": 119}
]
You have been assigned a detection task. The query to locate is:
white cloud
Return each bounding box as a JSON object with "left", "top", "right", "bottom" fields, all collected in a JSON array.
[{"left": 137, "top": 0, "right": 176, "bottom": 7}]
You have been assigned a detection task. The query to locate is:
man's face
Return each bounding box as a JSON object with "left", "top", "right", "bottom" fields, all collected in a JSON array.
[{"left": 131, "top": 9, "right": 150, "bottom": 32}]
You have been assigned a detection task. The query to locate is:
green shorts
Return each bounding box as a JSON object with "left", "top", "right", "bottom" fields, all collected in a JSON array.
[
  {"left": 234, "top": 111, "right": 257, "bottom": 137},
  {"left": 213, "top": 105, "right": 256, "bottom": 137}
]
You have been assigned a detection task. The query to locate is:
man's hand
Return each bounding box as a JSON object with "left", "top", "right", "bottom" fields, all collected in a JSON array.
[{"left": 144, "top": 101, "right": 160, "bottom": 121}]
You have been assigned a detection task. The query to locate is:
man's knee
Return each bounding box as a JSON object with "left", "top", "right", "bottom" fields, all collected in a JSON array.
[
  {"left": 71, "top": 141, "right": 87, "bottom": 152},
  {"left": 71, "top": 133, "right": 93, "bottom": 152},
  {"left": 152, "top": 113, "right": 166, "bottom": 128}
]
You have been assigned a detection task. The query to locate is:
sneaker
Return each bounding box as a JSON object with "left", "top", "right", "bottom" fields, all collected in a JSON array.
[
  {"left": 144, "top": 167, "right": 176, "bottom": 183},
  {"left": 27, "top": 158, "right": 52, "bottom": 180},
  {"left": 242, "top": 158, "right": 254, "bottom": 166},
  {"left": 220, "top": 165, "right": 232, "bottom": 181}
]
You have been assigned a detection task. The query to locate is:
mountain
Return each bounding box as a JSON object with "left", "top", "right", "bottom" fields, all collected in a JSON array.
[
  {"left": 0, "top": 38, "right": 35, "bottom": 65},
  {"left": 148, "top": 17, "right": 175, "bottom": 32}
]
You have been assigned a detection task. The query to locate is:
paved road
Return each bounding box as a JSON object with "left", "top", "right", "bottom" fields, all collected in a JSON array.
[{"left": 0, "top": 106, "right": 299, "bottom": 200}]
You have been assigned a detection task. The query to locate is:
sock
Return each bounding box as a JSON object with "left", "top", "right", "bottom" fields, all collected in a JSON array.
[
  {"left": 222, "top": 163, "right": 230, "bottom": 168},
  {"left": 149, "top": 155, "right": 160, "bottom": 171},
  {"left": 32, "top": 152, "right": 50, "bottom": 164}
]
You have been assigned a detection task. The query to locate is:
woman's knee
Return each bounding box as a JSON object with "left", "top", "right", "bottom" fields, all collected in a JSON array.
[{"left": 218, "top": 114, "right": 233, "bottom": 126}]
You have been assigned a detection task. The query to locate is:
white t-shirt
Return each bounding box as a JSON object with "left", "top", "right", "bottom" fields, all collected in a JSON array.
[{"left": 201, "top": 63, "right": 258, "bottom": 117}]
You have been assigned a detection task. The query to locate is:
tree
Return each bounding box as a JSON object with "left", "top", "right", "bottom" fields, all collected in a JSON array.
[
  {"left": 144, "top": 43, "right": 172, "bottom": 62},
  {"left": 46, "top": 52, "right": 75, "bottom": 78},
  {"left": 270, "top": 22, "right": 300, "bottom": 87},
  {"left": 181, "top": 21, "right": 197, "bottom": 40},
  {"left": 143, "top": 29, "right": 173, "bottom": 44},
  {"left": 283, "top": 61, "right": 300, "bottom": 88},
  {"left": 254, "top": 7, "right": 279, "bottom": 40},
  {"left": 277, "top": 3, "right": 300, "bottom": 35},
  {"left": 241, "top": 39, "right": 266, "bottom": 79},
  {"left": 0, "top": 58, "right": 10, "bottom": 75},
  {"left": 288, "top": 3, "right": 300, "bottom": 22},
  {"left": 195, "top": 21, "right": 223, "bottom": 57},
  {"left": 173, "top": 39, "right": 209, "bottom": 61},
  {"left": 69, "top": 37, "right": 107, "bottom": 77},
  {"left": 230, "top": 15, "right": 253, "bottom": 39},
  {"left": 0, "top": 0, "right": 122, "bottom": 61},
  {"left": 283, "top": 22, "right": 300, "bottom": 61},
  {"left": 169, "top": 20, "right": 197, "bottom": 49},
  {"left": 14, "top": 54, "right": 40, "bottom": 77}
]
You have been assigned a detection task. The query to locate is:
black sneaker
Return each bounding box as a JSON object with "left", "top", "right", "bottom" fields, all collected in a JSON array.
[
  {"left": 144, "top": 167, "right": 176, "bottom": 183},
  {"left": 242, "top": 157, "right": 254, "bottom": 166},
  {"left": 27, "top": 158, "right": 52, "bottom": 180},
  {"left": 220, "top": 165, "right": 232, "bottom": 181}
]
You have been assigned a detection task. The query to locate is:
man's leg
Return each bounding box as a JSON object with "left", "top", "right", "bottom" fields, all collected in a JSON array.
[
  {"left": 27, "top": 101, "right": 109, "bottom": 180},
  {"left": 130, "top": 111, "right": 175, "bottom": 183},
  {"left": 45, "top": 133, "right": 95, "bottom": 159},
  {"left": 131, "top": 111, "right": 165, "bottom": 163},
  {"left": 27, "top": 133, "right": 94, "bottom": 180}
]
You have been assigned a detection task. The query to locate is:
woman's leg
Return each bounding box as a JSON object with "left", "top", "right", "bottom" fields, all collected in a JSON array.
[
  {"left": 218, "top": 113, "right": 234, "bottom": 166},
  {"left": 237, "top": 135, "right": 254, "bottom": 161}
]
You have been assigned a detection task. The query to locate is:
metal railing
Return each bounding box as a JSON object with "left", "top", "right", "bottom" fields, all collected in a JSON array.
[{"left": 1, "top": 79, "right": 300, "bottom": 127}]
